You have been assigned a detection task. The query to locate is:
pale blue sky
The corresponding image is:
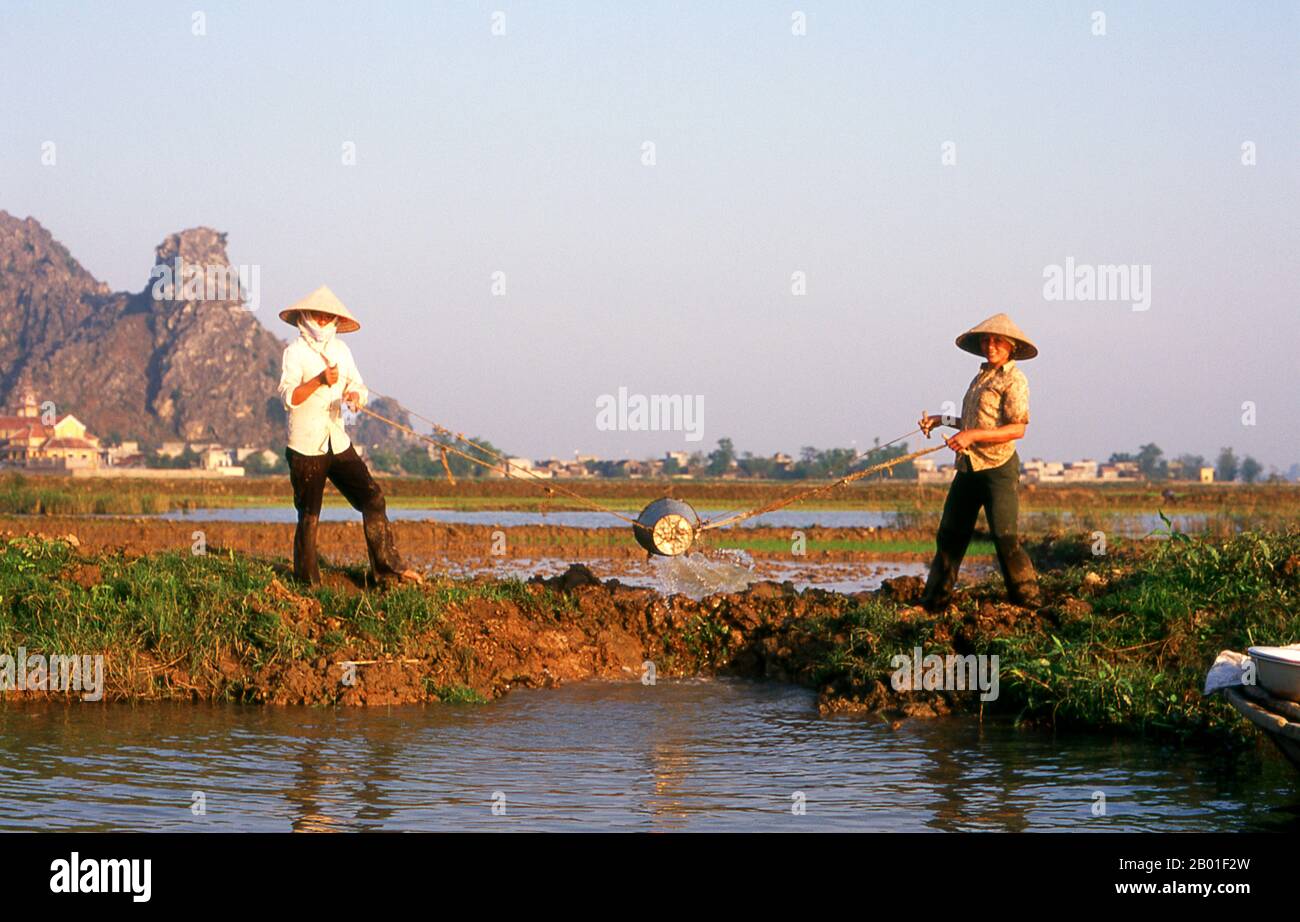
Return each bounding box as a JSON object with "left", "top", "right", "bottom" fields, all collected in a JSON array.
[{"left": 2, "top": 1, "right": 1297, "bottom": 469}]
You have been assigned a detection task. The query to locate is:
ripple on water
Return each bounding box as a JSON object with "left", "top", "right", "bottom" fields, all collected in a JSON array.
[{"left": 0, "top": 683, "right": 1296, "bottom": 832}]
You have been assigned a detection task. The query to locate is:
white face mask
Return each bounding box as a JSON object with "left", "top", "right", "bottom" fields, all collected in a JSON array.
[{"left": 298, "top": 315, "right": 337, "bottom": 346}]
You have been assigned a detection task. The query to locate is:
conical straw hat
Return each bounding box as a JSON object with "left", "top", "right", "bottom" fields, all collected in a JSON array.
[
  {"left": 278, "top": 285, "right": 360, "bottom": 334},
  {"left": 955, "top": 312, "right": 1037, "bottom": 360}
]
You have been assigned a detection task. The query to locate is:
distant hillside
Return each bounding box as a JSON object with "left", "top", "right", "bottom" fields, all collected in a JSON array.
[{"left": 0, "top": 211, "right": 418, "bottom": 451}]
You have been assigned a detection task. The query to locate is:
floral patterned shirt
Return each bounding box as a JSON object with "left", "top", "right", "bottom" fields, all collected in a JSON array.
[{"left": 957, "top": 359, "right": 1029, "bottom": 472}]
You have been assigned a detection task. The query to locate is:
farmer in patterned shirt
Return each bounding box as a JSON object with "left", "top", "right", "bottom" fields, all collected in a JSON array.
[{"left": 916, "top": 313, "right": 1042, "bottom": 612}]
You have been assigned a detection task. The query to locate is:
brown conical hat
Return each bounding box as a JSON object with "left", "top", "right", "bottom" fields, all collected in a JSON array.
[
  {"left": 955, "top": 312, "right": 1037, "bottom": 360},
  {"left": 278, "top": 285, "right": 360, "bottom": 334}
]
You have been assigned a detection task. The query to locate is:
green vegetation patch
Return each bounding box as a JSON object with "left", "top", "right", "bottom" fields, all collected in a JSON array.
[{"left": 806, "top": 528, "right": 1300, "bottom": 746}]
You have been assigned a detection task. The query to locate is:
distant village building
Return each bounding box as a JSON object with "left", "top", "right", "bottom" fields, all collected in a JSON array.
[
  {"left": 1098, "top": 460, "right": 1141, "bottom": 481},
  {"left": 0, "top": 390, "right": 102, "bottom": 470},
  {"left": 1200, "top": 466, "right": 1215, "bottom": 483},
  {"left": 1022, "top": 457, "right": 1140, "bottom": 483},
  {"left": 198, "top": 447, "right": 240, "bottom": 472},
  {"left": 103, "top": 440, "right": 143, "bottom": 467},
  {"left": 914, "top": 457, "right": 956, "bottom": 483},
  {"left": 533, "top": 458, "right": 591, "bottom": 479},
  {"left": 1063, "top": 459, "right": 1099, "bottom": 481},
  {"left": 534, "top": 459, "right": 566, "bottom": 478},
  {"left": 1022, "top": 458, "right": 1065, "bottom": 482},
  {"left": 236, "top": 446, "right": 280, "bottom": 467},
  {"left": 613, "top": 459, "right": 655, "bottom": 479},
  {"left": 490, "top": 456, "right": 546, "bottom": 479}
]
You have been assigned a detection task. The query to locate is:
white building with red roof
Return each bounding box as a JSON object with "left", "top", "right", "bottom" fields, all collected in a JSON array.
[{"left": 0, "top": 390, "right": 102, "bottom": 470}]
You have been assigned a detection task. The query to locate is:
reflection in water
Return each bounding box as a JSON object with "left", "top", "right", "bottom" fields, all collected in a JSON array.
[
  {"left": 645, "top": 745, "right": 694, "bottom": 831},
  {"left": 284, "top": 742, "right": 346, "bottom": 834},
  {"left": 0, "top": 681, "right": 1295, "bottom": 832},
  {"left": 920, "top": 724, "right": 1033, "bottom": 832}
]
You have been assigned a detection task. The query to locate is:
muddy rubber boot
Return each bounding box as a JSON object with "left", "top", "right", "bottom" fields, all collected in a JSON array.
[
  {"left": 1012, "top": 580, "right": 1043, "bottom": 609},
  {"left": 293, "top": 513, "right": 321, "bottom": 586},
  {"left": 993, "top": 535, "right": 1041, "bottom": 608},
  {"left": 361, "top": 506, "right": 406, "bottom": 585},
  {"left": 919, "top": 548, "right": 962, "bottom": 613}
]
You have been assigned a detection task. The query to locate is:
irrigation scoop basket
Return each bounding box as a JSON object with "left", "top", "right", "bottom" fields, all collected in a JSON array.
[{"left": 633, "top": 498, "right": 701, "bottom": 557}]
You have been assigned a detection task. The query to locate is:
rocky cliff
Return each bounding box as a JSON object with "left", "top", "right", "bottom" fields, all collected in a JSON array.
[{"left": 0, "top": 211, "right": 417, "bottom": 450}]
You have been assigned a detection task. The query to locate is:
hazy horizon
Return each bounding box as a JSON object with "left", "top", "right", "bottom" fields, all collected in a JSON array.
[{"left": 3, "top": 1, "right": 1296, "bottom": 471}]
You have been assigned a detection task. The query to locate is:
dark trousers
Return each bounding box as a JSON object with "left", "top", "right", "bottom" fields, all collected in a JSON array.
[
  {"left": 285, "top": 444, "right": 405, "bottom": 585},
  {"left": 920, "top": 451, "right": 1040, "bottom": 609}
]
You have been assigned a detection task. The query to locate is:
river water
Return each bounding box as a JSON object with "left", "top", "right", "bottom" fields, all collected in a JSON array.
[{"left": 1, "top": 680, "right": 1294, "bottom": 832}]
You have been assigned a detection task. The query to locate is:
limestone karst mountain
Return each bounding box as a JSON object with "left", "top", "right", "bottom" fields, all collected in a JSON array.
[{"left": 0, "top": 211, "right": 416, "bottom": 451}]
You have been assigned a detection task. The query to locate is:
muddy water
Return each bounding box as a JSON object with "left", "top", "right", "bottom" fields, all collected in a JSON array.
[
  {"left": 1, "top": 681, "right": 1294, "bottom": 832},
  {"left": 437, "top": 553, "right": 940, "bottom": 597}
]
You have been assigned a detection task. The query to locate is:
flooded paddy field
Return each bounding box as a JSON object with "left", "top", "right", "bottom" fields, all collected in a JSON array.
[
  {"left": 152, "top": 504, "right": 1230, "bottom": 537},
  {"left": 0, "top": 512, "right": 1019, "bottom": 596},
  {"left": 7, "top": 472, "right": 1300, "bottom": 520},
  {"left": 1, "top": 479, "right": 1291, "bottom": 597}
]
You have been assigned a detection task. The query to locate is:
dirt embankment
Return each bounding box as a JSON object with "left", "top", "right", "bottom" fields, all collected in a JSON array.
[
  {"left": 6, "top": 526, "right": 1040, "bottom": 716},
  {"left": 256, "top": 566, "right": 843, "bottom": 708},
  {"left": 162, "top": 564, "right": 1044, "bottom": 716}
]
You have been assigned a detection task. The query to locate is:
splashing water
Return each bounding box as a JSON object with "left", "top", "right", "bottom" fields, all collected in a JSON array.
[{"left": 648, "top": 548, "right": 760, "bottom": 599}]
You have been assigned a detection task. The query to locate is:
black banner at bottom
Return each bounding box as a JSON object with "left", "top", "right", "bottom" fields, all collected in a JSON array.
[{"left": 0, "top": 832, "right": 1280, "bottom": 908}]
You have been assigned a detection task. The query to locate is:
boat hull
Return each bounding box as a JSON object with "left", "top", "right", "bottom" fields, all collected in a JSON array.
[{"left": 1223, "top": 686, "right": 1300, "bottom": 772}]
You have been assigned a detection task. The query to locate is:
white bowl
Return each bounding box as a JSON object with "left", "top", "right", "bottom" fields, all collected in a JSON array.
[{"left": 1248, "top": 646, "right": 1300, "bottom": 703}]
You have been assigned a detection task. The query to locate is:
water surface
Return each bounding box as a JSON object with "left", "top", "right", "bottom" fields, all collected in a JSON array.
[
  {"left": 1, "top": 681, "right": 1294, "bottom": 832},
  {"left": 157, "top": 506, "right": 1219, "bottom": 534}
]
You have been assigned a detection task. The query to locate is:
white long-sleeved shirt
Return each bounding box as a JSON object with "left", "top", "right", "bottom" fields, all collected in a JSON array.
[{"left": 277, "top": 334, "right": 369, "bottom": 455}]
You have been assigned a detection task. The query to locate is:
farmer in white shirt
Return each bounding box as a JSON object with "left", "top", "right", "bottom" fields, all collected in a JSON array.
[{"left": 276, "top": 285, "right": 423, "bottom": 587}]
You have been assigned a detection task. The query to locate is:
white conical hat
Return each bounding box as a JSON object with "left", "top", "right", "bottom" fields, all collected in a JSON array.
[
  {"left": 278, "top": 285, "right": 360, "bottom": 334},
  {"left": 955, "top": 312, "right": 1037, "bottom": 360}
]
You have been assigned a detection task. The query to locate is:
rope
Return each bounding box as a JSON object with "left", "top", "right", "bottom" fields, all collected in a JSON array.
[
  {"left": 354, "top": 403, "right": 640, "bottom": 524},
  {"left": 397, "top": 404, "right": 540, "bottom": 489},
  {"left": 438, "top": 447, "right": 455, "bottom": 485},
  {"left": 350, "top": 390, "right": 947, "bottom": 537},
  {"left": 699, "top": 441, "right": 946, "bottom": 531},
  {"left": 702, "top": 426, "right": 925, "bottom": 527},
  {"left": 296, "top": 330, "right": 628, "bottom": 527}
]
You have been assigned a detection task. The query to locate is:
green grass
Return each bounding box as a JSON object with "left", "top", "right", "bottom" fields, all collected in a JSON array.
[
  {"left": 0, "top": 483, "right": 169, "bottom": 515},
  {"left": 426, "top": 682, "right": 488, "bottom": 704},
  {"left": 0, "top": 535, "right": 578, "bottom": 701},
  {"left": 805, "top": 528, "right": 1300, "bottom": 744},
  {"left": 0, "top": 537, "right": 309, "bottom": 698}
]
